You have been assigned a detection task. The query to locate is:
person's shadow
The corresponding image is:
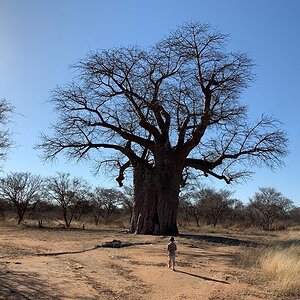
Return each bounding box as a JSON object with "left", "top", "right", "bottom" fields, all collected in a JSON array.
[{"left": 175, "top": 270, "right": 230, "bottom": 284}]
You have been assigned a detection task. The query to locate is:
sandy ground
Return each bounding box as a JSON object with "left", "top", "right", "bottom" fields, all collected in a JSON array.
[{"left": 0, "top": 226, "right": 270, "bottom": 300}]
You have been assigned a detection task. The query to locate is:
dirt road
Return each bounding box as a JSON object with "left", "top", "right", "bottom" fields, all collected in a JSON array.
[{"left": 0, "top": 226, "right": 267, "bottom": 299}]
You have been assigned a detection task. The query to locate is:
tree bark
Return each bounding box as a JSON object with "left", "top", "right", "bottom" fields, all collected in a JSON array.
[
  {"left": 17, "top": 214, "right": 24, "bottom": 225},
  {"left": 131, "top": 156, "right": 182, "bottom": 235},
  {"left": 16, "top": 205, "right": 25, "bottom": 225},
  {"left": 130, "top": 164, "right": 157, "bottom": 234}
]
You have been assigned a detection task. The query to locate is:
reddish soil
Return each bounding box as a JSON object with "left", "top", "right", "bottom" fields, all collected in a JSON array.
[{"left": 0, "top": 226, "right": 270, "bottom": 299}]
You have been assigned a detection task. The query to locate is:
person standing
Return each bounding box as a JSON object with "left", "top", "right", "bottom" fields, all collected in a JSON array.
[{"left": 167, "top": 236, "right": 177, "bottom": 271}]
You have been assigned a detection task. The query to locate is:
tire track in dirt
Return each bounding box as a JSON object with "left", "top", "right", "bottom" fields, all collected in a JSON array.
[
  {"left": 64, "top": 256, "right": 147, "bottom": 300},
  {"left": 69, "top": 258, "right": 121, "bottom": 299}
]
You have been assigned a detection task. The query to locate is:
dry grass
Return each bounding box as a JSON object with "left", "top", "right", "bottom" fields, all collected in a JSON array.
[
  {"left": 240, "top": 230, "right": 300, "bottom": 298},
  {"left": 259, "top": 244, "right": 300, "bottom": 297}
]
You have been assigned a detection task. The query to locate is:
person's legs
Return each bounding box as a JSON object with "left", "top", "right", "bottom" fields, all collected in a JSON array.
[
  {"left": 171, "top": 255, "right": 176, "bottom": 271},
  {"left": 168, "top": 256, "right": 172, "bottom": 269},
  {"left": 168, "top": 255, "right": 176, "bottom": 270}
]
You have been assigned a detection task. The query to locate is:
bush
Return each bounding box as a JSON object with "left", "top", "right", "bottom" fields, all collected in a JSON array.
[{"left": 271, "top": 221, "right": 288, "bottom": 231}]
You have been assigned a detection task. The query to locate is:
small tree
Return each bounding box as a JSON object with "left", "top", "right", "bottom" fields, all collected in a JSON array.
[
  {"left": 195, "top": 188, "right": 234, "bottom": 227},
  {"left": 289, "top": 207, "right": 300, "bottom": 225},
  {"left": 226, "top": 199, "right": 246, "bottom": 226},
  {"left": 249, "top": 187, "right": 294, "bottom": 230},
  {"left": 0, "top": 172, "right": 44, "bottom": 224},
  {"left": 46, "top": 172, "right": 89, "bottom": 228},
  {"left": 177, "top": 196, "right": 194, "bottom": 227},
  {"left": 179, "top": 186, "right": 202, "bottom": 227},
  {"left": 0, "top": 99, "right": 13, "bottom": 162},
  {"left": 90, "top": 187, "right": 125, "bottom": 224}
]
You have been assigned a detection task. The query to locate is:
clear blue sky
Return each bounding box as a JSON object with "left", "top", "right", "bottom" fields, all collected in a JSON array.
[{"left": 0, "top": 0, "right": 299, "bottom": 205}]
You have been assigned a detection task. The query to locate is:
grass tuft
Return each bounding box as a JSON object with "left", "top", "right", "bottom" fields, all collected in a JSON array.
[
  {"left": 240, "top": 238, "right": 300, "bottom": 298},
  {"left": 259, "top": 244, "right": 300, "bottom": 297}
]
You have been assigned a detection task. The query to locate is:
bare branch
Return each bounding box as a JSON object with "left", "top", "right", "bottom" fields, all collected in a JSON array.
[
  {"left": 38, "top": 22, "right": 287, "bottom": 186},
  {"left": 116, "top": 160, "right": 131, "bottom": 187}
]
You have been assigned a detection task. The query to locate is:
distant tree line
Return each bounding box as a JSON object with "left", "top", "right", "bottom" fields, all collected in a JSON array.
[
  {"left": 0, "top": 171, "right": 298, "bottom": 231},
  {"left": 178, "top": 186, "right": 299, "bottom": 230},
  {"left": 0, "top": 171, "right": 133, "bottom": 229}
]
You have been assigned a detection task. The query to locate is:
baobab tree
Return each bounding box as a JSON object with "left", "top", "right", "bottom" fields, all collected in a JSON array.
[{"left": 39, "top": 23, "right": 287, "bottom": 235}]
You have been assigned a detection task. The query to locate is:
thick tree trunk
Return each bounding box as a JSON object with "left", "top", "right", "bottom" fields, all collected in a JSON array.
[
  {"left": 131, "top": 158, "right": 182, "bottom": 235},
  {"left": 130, "top": 165, "right": 157, "bottom": 234}
]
